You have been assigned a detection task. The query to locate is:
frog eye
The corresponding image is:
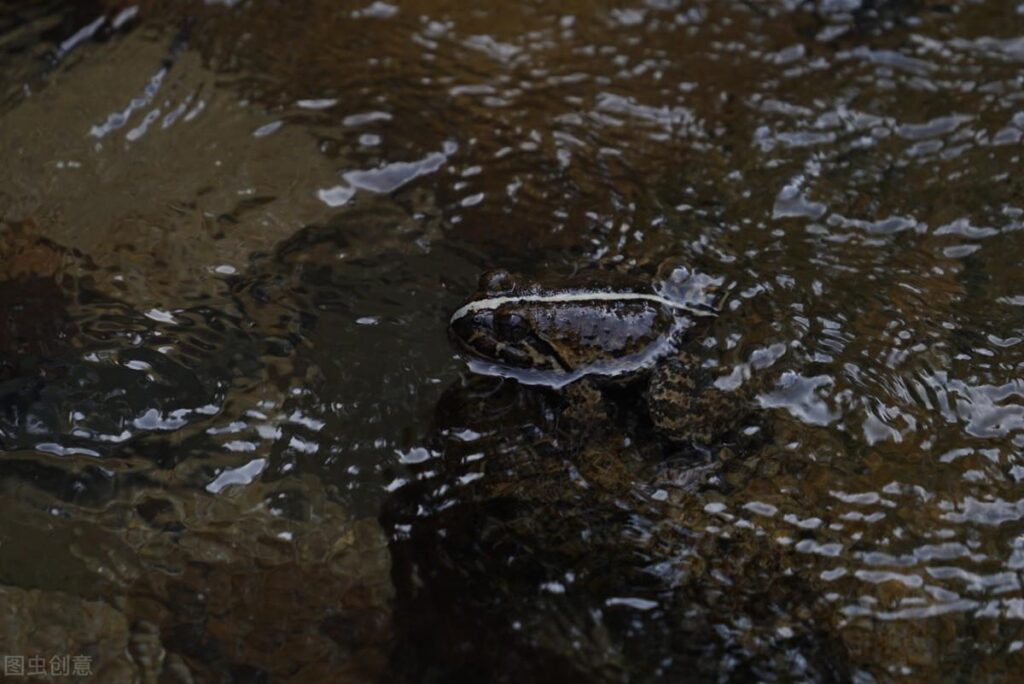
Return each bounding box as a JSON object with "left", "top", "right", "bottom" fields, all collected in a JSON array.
[
  {"left": 480, "top": 269, "right": 515, "bottom": 295},
  {"left": 494, "top": 312, "right": 529, "bottom": 343}
]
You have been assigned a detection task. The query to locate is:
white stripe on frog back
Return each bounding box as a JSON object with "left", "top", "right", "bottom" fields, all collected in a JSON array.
[{"left": 449, "top": 291, "right": 717, "bottom": 323}]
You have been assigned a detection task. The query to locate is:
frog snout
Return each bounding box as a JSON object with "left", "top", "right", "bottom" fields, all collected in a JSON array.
[{"left": 448, "top": 313, "right": 479, "bottom": 347}]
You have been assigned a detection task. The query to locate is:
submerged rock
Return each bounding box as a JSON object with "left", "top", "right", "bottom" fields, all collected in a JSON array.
[
  {"left": 381, "top": 375, "right": 849, "bottom": 682},
  {"left": 0, "top": 472, "right": 392, "bottom": 682}
]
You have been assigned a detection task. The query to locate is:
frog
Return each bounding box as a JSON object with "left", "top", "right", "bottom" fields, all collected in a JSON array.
[{"left": 448, "top": 262, "right": 751, "bottom": 446}]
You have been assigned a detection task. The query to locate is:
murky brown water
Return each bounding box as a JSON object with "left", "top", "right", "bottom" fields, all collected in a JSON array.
[{"left": 3, "top": 0, "right": 1024, "bottom": 681}]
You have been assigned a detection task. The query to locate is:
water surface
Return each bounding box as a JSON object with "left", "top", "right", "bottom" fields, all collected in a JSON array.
[{"left": 2, "top": 0, "right": 1024, "bottom": 681}]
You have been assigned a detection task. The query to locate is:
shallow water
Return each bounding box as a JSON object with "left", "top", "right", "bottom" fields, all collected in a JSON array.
[{"left": 2, "top": 0, "right": 1024, "bottom": 681}]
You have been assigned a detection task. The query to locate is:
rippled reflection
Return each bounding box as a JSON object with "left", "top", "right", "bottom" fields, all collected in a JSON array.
[{"left": 3, "top": 0, "right": 1024, "bottom": 680}]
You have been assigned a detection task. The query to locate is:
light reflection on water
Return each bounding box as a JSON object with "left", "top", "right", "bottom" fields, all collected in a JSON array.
[{"left": 2, "top": 0, "right": 1024, "bottom": 680}]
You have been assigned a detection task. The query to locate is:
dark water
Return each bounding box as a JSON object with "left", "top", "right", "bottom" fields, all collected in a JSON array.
[{"left": 2, "top": 0, "right": 1024, "bottom": 681}]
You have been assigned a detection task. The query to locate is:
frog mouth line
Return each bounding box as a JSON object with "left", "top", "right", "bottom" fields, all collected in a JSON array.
[
  {"left": 464, "top": 344, "right": 674, "bottom": 389},
  {"left": 450, "top": 328, "right": 573, "bottom": 374},
  {"left": 462, "top": 319, "right": 690, "bottom": 389}
]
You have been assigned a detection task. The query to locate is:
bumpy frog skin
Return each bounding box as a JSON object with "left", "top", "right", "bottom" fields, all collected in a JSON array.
[{"left": 449, "top": 267, "right": 719, "bottom": 389}]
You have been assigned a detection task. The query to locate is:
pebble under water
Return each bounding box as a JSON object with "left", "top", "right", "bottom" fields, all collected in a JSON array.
[{"left": 2, "top": 1, "right": 1024, "bottom": 681}]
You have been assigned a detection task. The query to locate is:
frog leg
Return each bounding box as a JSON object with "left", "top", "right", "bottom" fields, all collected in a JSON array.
[
  {"left": 647, "top": 354, "right": 741, "bottom": 446},
  {"left": 560, "top": 377, "right": 608, "bottom": 427}
]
